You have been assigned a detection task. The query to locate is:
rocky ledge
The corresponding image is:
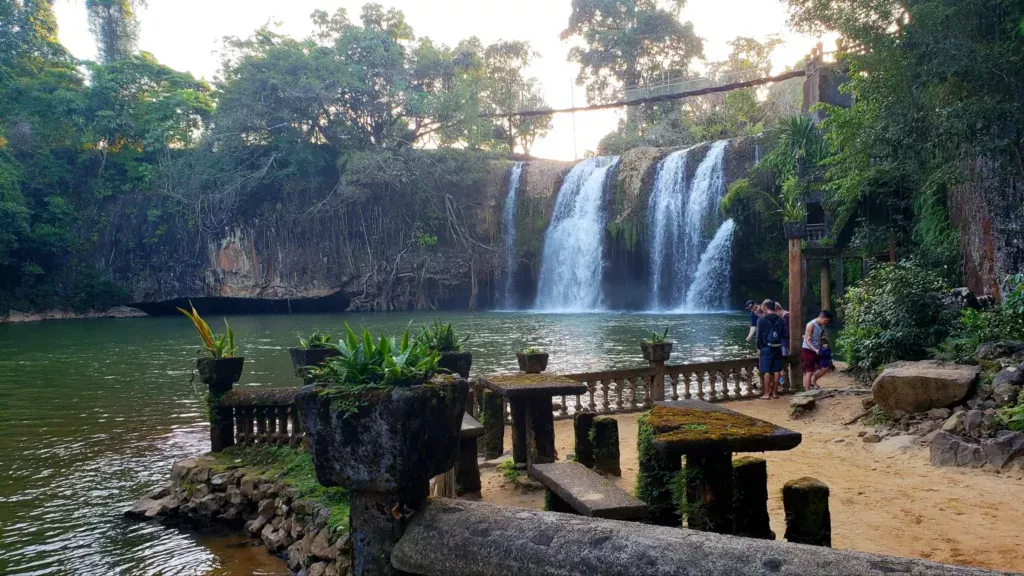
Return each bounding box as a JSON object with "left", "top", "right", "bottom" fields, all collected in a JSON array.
[
  {"left": 126, "top": 455, "right": 353, "bottom": 576},
  {"left": 1, "top": 306, "right": 147, "bottom": 324}
]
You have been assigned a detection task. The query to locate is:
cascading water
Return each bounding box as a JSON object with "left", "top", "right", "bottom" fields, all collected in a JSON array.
[
  {"left": 647, "top": 147, "right": 691, "bottom": 310},
  {"left": 646, "top": 140, "right": 732, "bottom": 311},
  {"left": 535, "top": 156, "right": 619, "bottom": 312},
  {"left": 684, "top": 218, "right": 736, "bottom": 311},
  {"left": 499, "top": 162, "right": 524, "bottom": 309}
]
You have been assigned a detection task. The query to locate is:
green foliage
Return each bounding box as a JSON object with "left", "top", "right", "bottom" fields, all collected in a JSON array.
[
  {"left": 310, "top": 324, "right": 440, "bottom": 392},
  {"left": 837, "top": 262, "right": 952, "bottom": 375},
  {"left": 211, "top": 445, "right": 349, "bottom": 533},
  {"left": 416, "top": 320, "right": 467, "bottom": 353},
  {"left": 521, "top": 346, "right": 544, "bottom": 355},
  {"left": 1000, "top": 403, "right": 1024, "bottom": 432},
  {"left": 177, "top": 301, "right": 237, "bottom": 358},
  {"left": 483, "top": 41, "right": 552, "bottom": 155},
  {"left": 646, "top": 328, "right": 669, "bottom": 343},
  {"left": 299, "top": 330, "right": 333, "bottom": 349},
  {"left": 497, "top": 459, "right": 519, "bottom": 483},
  {"left": 936, "top": 274, "right": 1024, "bottom": 362},
  {"left": 86, "top": 0, "right": 143, "bottom": 63}
]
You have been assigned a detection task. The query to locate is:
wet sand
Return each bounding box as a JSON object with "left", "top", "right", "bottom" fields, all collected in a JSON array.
[{"left": 479, "top": 370, "right": 1024, "bottom": 573}]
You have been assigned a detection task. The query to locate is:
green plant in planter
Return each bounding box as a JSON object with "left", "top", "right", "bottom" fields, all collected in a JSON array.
[
  {"left": 177, "top": 301, "right": 237, "bottom": 358},
  {"left": 299, "top": 330, "right": 334, "bottom": 349},
  {"left": 646, "top": 328, "right": 670, "bottom": 344},
  {"left": 416, "top": 320, "right": 467, "bottom": 352},
  {"left": 521, "top": 346, "right": 544, "bottom": 355},
  {"left": 309, "top": 324, "right": 441, "bottom": 412}
]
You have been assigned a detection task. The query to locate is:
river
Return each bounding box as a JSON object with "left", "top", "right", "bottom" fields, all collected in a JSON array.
[{"left": 0, "top": 311, "right": 752, "bottom": 575}]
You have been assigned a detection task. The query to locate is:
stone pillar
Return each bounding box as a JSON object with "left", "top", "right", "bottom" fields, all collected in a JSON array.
[
  {"left": 480, "top": 391, "right": 505, "bottom": 460},
  {"left": 350, "top": 483, "right": 429, "bottom": 576},
  {"left": 592, "top": 417, "right": 621, "bottom": 476},
  {"left": 197, "top": 357, "right": 242, "bottom": 453},
  {"left": 650, "top": 360, "right": 666, "bottom": 402},
  {"left": 636, "top": 415, "right": 682, "bottom": 527},
  {"left": 820, "top": 258, "right": 832, "bottom": 312},
  {"left": 510, "top": 401, "right": 528, "bottom": 465},
  {"left": 788, "top": 234, "right": 804, "bottom": 378},
  {"left": 732, "top": 456, "right": 774, "bottom": 539},
  {"left": 573, "top": 411, "right": 596, "bottom": 468},
  {"left": 783, "top": 477, "right": 831, "bottom": 547},
  {"left": 524, "top": 399, "right": 556, "bottom": 467},
  {"left": 455, "top": 437, "right": 481, "bottom": 495},
  {"left": 682, "top": 452, "right": 733, "bottom": 534}
]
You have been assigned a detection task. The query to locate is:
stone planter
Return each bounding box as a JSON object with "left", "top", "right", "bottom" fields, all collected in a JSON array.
[
  {"left": 438, "top": 350, "right": 472, "bottom": 379},
  {"left": 784, "top": 221, "right": 807, "bottom": 240},
  {"left": 196, "top": 356, "right": 244, "bottom": 452},
  {"left": 516, "top": 352, "right": 549, "bottom": 374},
  {"left": 196, "top": 356, "right": 244, "bottom": 387},
  {"left": 641, "top": 341, "right": 673, "bottom": 363},
  {"left": 289, "top": 346, "right": 340, "bottom": 377},
  {"left": 296, "top": 376, "right": 469, "bottom": 576}
]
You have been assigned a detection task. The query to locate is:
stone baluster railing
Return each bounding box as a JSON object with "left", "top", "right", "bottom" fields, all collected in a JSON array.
[{"left": 218, "top": 387, "right": 305, "bottom": 448}]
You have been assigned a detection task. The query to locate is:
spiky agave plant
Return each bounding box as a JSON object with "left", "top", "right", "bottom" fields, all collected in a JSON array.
[
  {"left": 177, "top": 301, "right": 237, "bottom": 358},
  {"left": 310, "top": 324, "right": 440, "bottom": 390},
  {"left": 646, "top": 328, "right": 670, "bottom": 343}
]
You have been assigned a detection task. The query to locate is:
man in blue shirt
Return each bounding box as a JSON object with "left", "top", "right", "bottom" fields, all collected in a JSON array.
[
  {"left": 744, "top": 300, "right": 762, "bottom": 343},
  {"left": 755, "top": 299, "right": 789, "bottom": 399}
]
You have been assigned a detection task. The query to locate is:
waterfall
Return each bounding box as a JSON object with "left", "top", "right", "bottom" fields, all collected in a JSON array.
[
  {"left": 684, "top": 219, "right": 736, "bottom": 311},
  {"left": 647, "top": 147, "right": 691, "bottom": 310},
  {"left": 535, "top": 156, "right": 619, "bottom": 312},
  {"left": 500, "top": 162, "right": 524, "bottom": 309},
  {"left": 647, "top": 140, "right": 730, "bottom": 311}
]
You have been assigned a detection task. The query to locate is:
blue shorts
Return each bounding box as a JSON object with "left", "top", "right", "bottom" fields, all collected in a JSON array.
[{"left": 759, "top": 347, "right": 783, "bottom": 374}]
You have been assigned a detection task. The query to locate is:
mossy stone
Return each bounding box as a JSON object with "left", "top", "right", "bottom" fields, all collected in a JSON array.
[
  {"left": 635, "top": 412, "right": 682, "bottom": 527},
  {"left": 592, "top": 417, "right": 621, "bottom": 476},
  {"left": 732, "top": 456, "right": 774, "bottom": 539},
  {"left": 782, "top": 476, "right": 831, "bottom": 547},
  {"left": 480, "top": 390, "right": 505, "bottom": 460},
  {"left": 574, "top": 412, "right": 596, "bottom": 468}
]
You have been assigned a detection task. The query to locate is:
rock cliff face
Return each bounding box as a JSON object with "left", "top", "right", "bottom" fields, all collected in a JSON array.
[{"left": 100, "top": 138, "right": 760, "bottom": 313}]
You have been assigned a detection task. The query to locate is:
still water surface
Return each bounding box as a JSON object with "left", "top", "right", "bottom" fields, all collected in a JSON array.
[{"left": 0, "top": 311, "right": 751, "bottom": 575}]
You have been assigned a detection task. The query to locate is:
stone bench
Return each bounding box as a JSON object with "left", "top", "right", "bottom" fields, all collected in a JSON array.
[{"left": 529, "top": 462, "right": 647, "bottom": 521}]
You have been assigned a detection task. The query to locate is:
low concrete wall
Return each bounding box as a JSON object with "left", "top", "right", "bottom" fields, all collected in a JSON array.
[{"left": 392, "top": 499, "right": 1015, "bottom": 576}]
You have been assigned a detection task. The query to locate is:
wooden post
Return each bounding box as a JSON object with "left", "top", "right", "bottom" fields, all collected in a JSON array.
[
  {"left": 788, "top": 236, "right": 804, "bottom": 378},
  {"left": 820, "top": 258, "right": 832, "bottom": 312},
  {"left": 862, "top": 257, "right": 870, "bottom": 280},
  {"left": 835, "top": 257, "right": 845, "bottom": 302}
]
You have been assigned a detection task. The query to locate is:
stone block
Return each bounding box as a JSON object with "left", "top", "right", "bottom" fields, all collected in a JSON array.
[
  {"left": 530, "top": 462, "right": 646, "bottom": 520},
  {"left": 732, "top": 456, "right": 774, "bottom": 540},
  {"left": 592, "top": 417, "right": 621, "bottom": 476},
  {"left": 871, "top": 361, "right": 978, "bottom": 415},
  {"left": 981, "top": 431, "right": 1024, "bottom": 468},
  {"left": 782, "top": 477, "right": 831, "bottom": 547},
  {"left": 573, "top": 411, "right": 596, "bottom": 468},
  {"left": 480, "top": 390, "right": 505, "bottom": 460}
]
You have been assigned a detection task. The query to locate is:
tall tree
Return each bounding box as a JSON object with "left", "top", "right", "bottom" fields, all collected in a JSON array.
[
  {"left": 561, "top": 0, "right": 703, "bottom": 105},
  {"left": 86, "top": 0, "right": 144, "bottom": 63},
  {"left": 483, "top": 40, "right": 553, "bottom": 155}
]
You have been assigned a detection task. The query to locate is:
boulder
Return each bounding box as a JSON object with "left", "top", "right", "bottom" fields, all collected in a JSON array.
[
  {"left": 929, "top": 431, "right": 986, "bottom": 468},
  {"left": 789, "top": 395, "right": 816, "bottom": 418},
  {"left": 311, "top": 528, "right": 337, "bottom": 560},
  {"left": 992, "top": 382, "right": 1021, "bottom": 407},
  {"left": 981, "top": 431, "right": 1024, "bottom": 468},
  {"left": 875, "top": 435, "right": 918, "bottom": 455},
  {"left": 871, "top": 361, "right": 979, "bottom": 415},
  {"left": 913, "top": 421, "right": 941, "bottom": 436},
  {"left": 926, "top": 407, "right": 952, "bottom": 421},
  {"left": 975, "top": 341, "right": 1024, "bottom": 360},
  {"left": 992, "top": 366, "right": 1024, "bottom": 388},
  {"left": 862, "top": 434, "right": 881, "bottom": 444},
  {"left": 171, "top": 458, "right": 199, "bottom": 482},
  {"left": 963, "top": 410, "right": 985, "bottom": 438}
]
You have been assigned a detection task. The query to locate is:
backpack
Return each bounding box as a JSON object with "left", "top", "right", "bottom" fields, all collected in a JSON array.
[{"left": 766, "top": 317, "right": 784, "bottom": 348}]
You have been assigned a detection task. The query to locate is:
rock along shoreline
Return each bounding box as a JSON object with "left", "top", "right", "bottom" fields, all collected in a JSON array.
[{"left": 0, "top": 306, "right": 147, "bottom": 324}]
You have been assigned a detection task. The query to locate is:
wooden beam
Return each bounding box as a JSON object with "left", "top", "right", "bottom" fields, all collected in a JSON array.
[
  {"left": 789, "top": 238, "right": 804, "bottom": 378},
  {"left": 820, "top": 259, "right": 832, "bottom": 312}
]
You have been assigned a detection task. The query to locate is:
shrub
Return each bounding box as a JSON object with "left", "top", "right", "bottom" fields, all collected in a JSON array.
[
  {"left": 299, "top": 330, "right": 333, "bottom": 349},
  {"left": 309, "top": 324, "right": 439, "bottom": 391},
  {"left": 936, "top": 274, "right": 1024, "bottom": 363},
  {"left": 838, "top": 262, "right": 952, "bottom": 376},
  {"left": 416, "top": 320, "right": 467, "bottom": 353},
  {"left": 645, "top": 328, "right": 670, "bottom": 343}
]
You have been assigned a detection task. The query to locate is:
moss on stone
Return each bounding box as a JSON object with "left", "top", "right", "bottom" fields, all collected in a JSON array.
[
  {"left": 646, "top": 405, "right": 776, "bottom": 445},
  {"left": 208, "top": 445, "right": 350, "bottom": 533},
  {"left": 487, "top": 373, "right": 578, "bottom": 387},
  {"left": 591, "top": 417, "right": 621, "bottom": 476},
  {"left": 782, "top": 476, "right": 831, "bottom": 547},
  {"left": 635, "top": 412, "right": 683, "bottom": 527}
]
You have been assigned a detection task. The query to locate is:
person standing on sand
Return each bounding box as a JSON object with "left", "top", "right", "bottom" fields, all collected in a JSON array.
[
  {"left": 755, "top": 300, "right": 788, "bottom": 399},
  {"left": 802, "top": 309, "right": 835, "bottom": 390}
]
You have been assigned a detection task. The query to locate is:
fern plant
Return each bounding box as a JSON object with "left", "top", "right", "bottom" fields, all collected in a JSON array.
[
  {"left": 310, "top": 324, "right": 440, "bottom": 391},
  {"left": 416, "top": 320, "right": 467, "bottom": 353},
  {"left": 646, "top": 328, "right": 670, "bottom": 343},
  {"left": 299, "top": 330, "right": 333, "bottom": 349},
  {"left": 177, "top": 301, "right": 237, "bottom": 358}
]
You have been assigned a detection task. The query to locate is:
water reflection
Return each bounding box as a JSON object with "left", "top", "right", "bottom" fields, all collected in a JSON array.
[{"left": 0, "top": 311, "right": 750, "bottom": 574}]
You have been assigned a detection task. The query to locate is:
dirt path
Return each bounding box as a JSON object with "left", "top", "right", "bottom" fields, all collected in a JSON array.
[{"left": 478, "top": 370, "right": 1024, "bottom": 573}]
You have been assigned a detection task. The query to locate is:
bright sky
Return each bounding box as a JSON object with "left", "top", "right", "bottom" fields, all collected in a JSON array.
[{"left": 53, "top": 0, "right": 832, "bottom": 161}]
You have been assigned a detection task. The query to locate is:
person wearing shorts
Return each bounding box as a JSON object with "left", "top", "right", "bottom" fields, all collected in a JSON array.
[
  {"left": 802, "top": 309, "right": 834, "bottom": 390},
  {"left": 756, "top": 300, "right": 789, "bottom": 399}
]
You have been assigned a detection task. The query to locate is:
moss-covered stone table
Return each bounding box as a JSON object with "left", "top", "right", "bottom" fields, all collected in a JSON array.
[
  {"left": 642, "top": 399, "right": 801, "bottom": 533},
  {"left": 483, "top": 374, "right": 587, "bottom": 466}
]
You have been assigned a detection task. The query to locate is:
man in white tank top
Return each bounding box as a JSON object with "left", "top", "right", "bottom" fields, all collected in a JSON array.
[{"left": 801, "top": 310, "right": 834, "bottom": 391}]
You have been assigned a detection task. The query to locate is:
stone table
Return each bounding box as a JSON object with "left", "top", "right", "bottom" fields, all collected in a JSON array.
[
  {"left": 649, "top": 399, "right": 801, "bottom": 533},
  {"left": 483, "top": 374, "right": 588, "bottom": 466}
]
